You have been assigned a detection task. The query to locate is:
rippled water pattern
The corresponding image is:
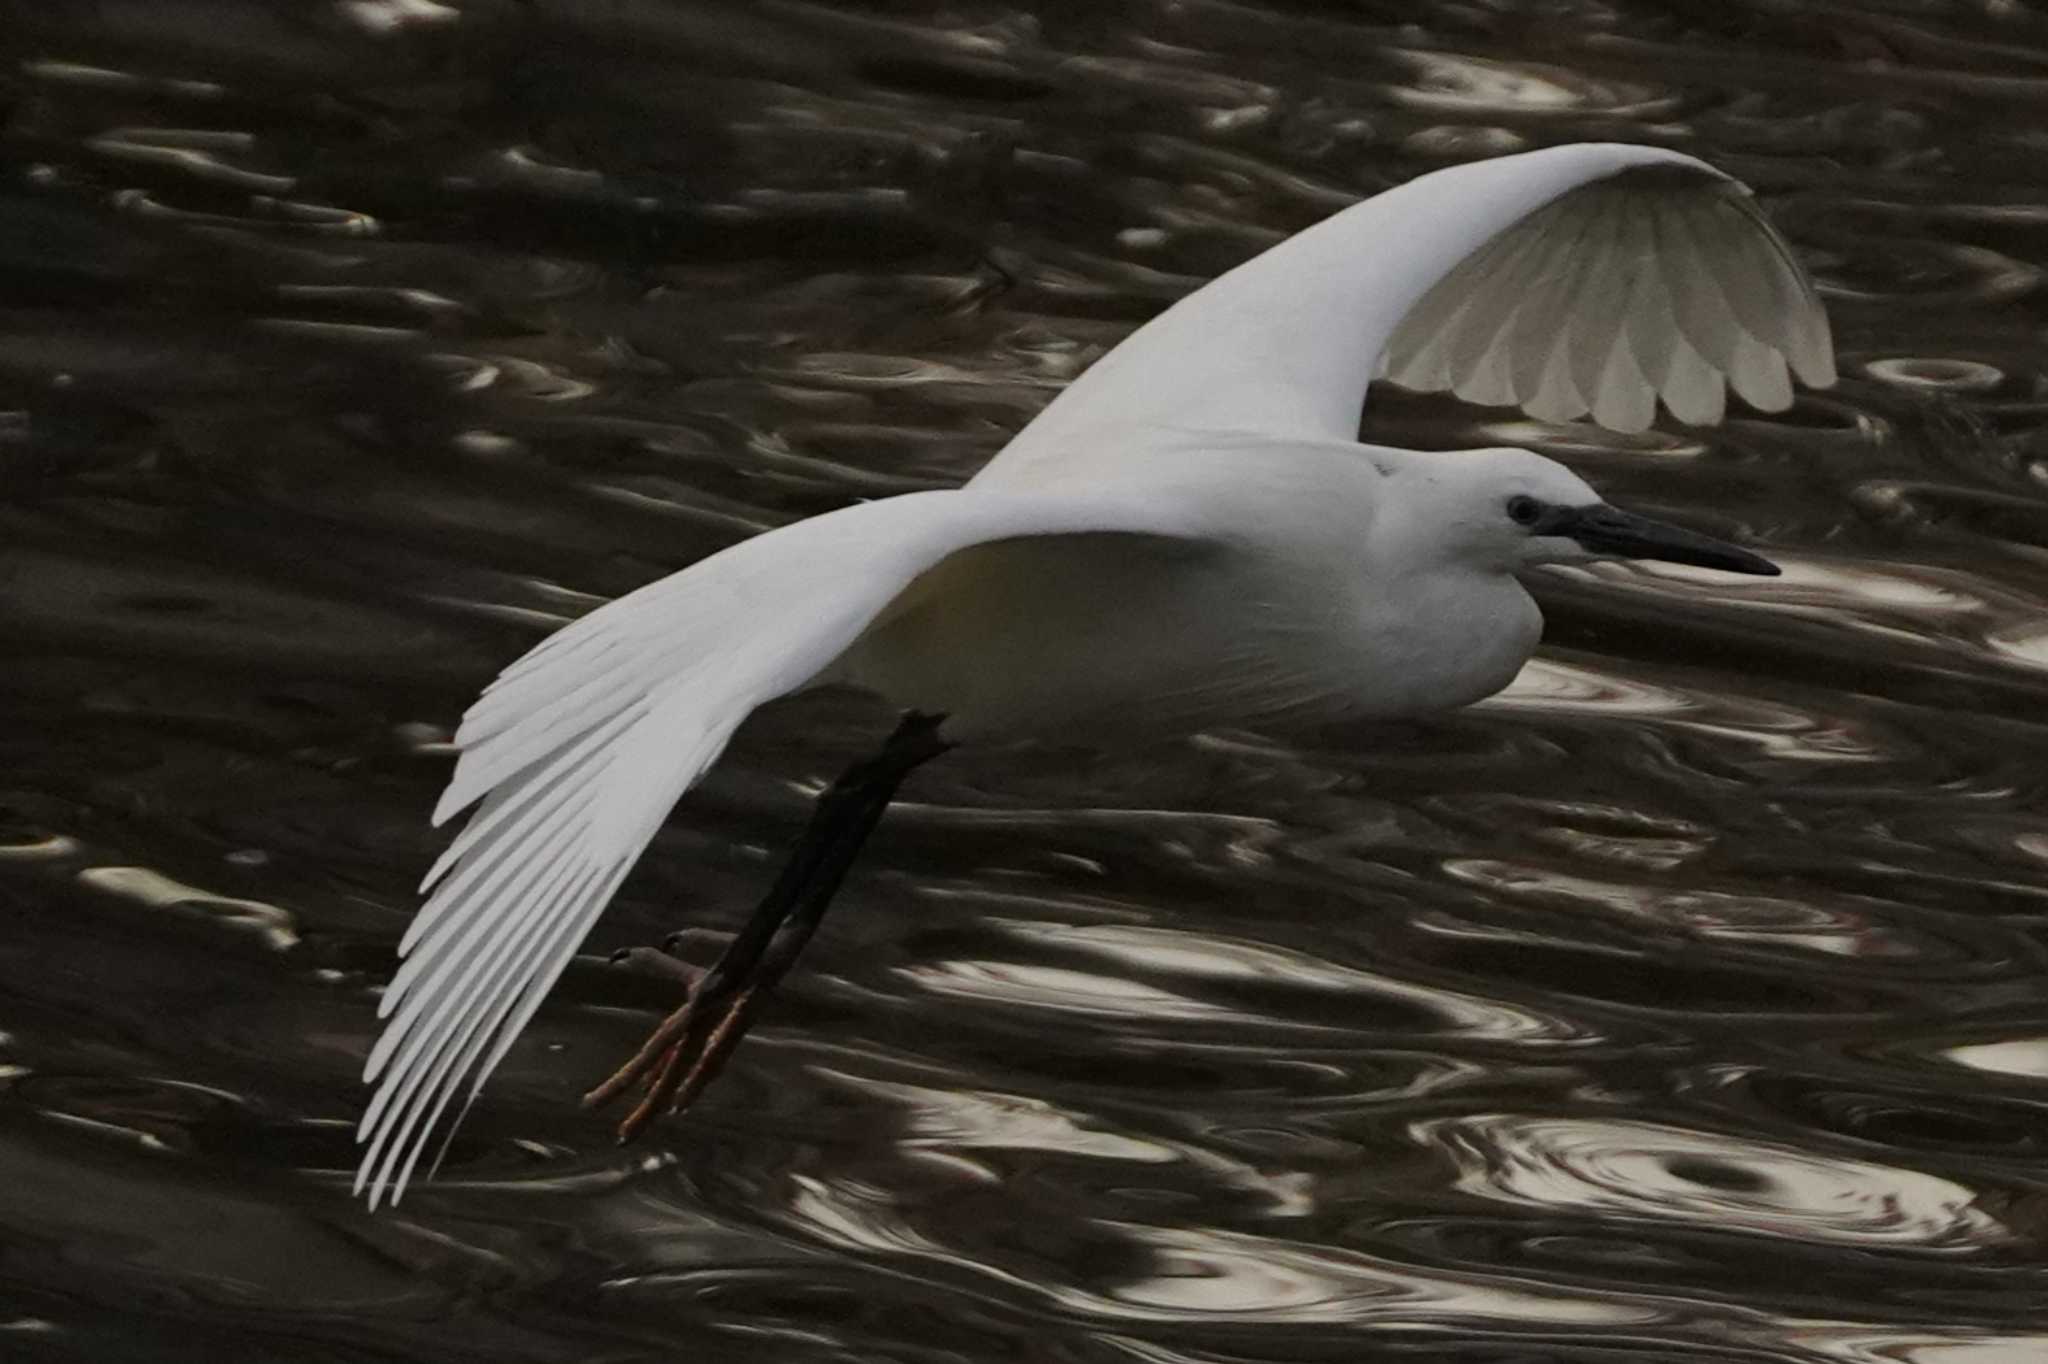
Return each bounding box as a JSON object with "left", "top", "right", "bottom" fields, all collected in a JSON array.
[{"left": 4, "top": 2, "right": 2048, "bottom": 1361}]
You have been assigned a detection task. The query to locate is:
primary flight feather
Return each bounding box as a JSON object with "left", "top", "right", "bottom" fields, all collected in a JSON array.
[{"left": 357, "top": 141, "right": 1832, "bottom": 1208}]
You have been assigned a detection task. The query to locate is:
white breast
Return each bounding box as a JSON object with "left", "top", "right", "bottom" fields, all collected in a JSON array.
[{"left": 831, "top": 445, "right": 1547, "bottom": 741}]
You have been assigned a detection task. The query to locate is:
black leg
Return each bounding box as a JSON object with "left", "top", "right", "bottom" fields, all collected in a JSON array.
[{"left": 584, "top": 711, "right": 951, "bottom": 1139}]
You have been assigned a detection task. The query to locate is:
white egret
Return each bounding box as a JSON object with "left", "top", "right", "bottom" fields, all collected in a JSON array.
[{"left": 355, "top": 141, "right": 1833, "bottom": 1208}]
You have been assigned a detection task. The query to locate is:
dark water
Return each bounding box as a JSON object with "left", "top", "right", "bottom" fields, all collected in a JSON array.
[{"left": 5, "top": 2, "right": 2048, "bottom": 1360}]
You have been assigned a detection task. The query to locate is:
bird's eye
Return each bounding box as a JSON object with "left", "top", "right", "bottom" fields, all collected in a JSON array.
[{"left": 1506, "top": 495, "right": 1543, "bottom": 527}]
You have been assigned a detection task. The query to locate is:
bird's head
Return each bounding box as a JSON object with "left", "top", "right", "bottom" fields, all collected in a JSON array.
[{"left": 1384, "top": 446, "right": 1779, "bottom": 579}]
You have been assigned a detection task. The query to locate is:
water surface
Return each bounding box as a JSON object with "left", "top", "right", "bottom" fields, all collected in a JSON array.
[{"left": 4, "top": 2, "right": 2048, "bottom": 1361}]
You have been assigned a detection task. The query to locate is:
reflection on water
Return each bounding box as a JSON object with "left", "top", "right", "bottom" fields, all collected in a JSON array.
[
  {"left": 1415, "top": 1112, "right": 2005, "bottom": 1248},
  {"left": 4, "top": 1, "right": 2048, "bottom": 1360}
]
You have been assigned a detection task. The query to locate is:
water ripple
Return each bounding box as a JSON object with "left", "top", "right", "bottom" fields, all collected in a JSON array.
[
  {"left": 1786, "top": 1327, "right": 2048, "bottom": 1364},
  {"left": 8, "top": 0, "right": 2048, "bottom": 1357},
  {"left": 979, "top": 919, "right": 1589, "bottom": 1043},
  {"left": 1942, "top": 1039, "right": 2048, "bottom": 1082},
  {"left": 1059, "top": 1221, "right": 1654, "bottom": 1326},
  {"left": 1384, "top": 50, "right": 1677, "bottom": 118},
  {"left": 1414, "top": 1114, "right": 2007, "bottom": 1249}
]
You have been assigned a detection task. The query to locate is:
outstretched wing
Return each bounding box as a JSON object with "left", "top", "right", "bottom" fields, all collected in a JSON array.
[
  {"left": 977, "top": 143, "right": 1832, "bottom": 489},
  {"left": 356, "top": 488, "right": 1205, "bottom": 1208},
  {"left": 1376, "top": 164, "right": 1833, "bottom": 431}
]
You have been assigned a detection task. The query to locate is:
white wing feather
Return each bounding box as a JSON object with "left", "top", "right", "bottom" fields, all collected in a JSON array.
[
  {"left": 356, "top": 488, "right": 1204, "bottom": 1207},
  {"left": 1380, "top": 163, "right": 1832, "bottom": 431},
  {"left": 360, "top": 142, "right": 1835, "bottom": 1207},
  {"left": 976, "top": 143, "right": 1831, "bottom": 491}
]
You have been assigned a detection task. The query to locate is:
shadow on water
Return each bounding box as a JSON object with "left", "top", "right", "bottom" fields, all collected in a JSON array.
[{"left": 3, "top": 1, "right": 2048, "bottom": 1360}]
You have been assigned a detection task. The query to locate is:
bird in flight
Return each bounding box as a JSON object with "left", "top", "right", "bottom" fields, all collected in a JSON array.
[{"left": 355, "top": 141, "right": 1833, "bottom": 1208}]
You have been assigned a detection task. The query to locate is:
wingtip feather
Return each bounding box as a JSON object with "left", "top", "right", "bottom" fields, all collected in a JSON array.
[{"left": 1379, "top": 160, "right": 1834, "bottom": 434}]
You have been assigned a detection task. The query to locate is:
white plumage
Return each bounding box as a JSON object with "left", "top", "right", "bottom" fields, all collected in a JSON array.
[
  {"left": 356, "top": 142, "right": 1833, "bottom": 1208},
  {"left": 1377, "top": 167, "right": 1831, "bottom": 428},
  {"left": 355, "top": 489, "right": 1207, "bottom": 1203}
]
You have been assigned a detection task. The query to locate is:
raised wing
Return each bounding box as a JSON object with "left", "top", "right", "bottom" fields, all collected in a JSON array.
[
  {"left": 356, "top": 488, "right": 1206, "bottom": 1208},
  {"left": 1377, "top": 164, "right": 1833, "bottom": 431},
  {"left": 976, "top": 143, "right": 1832, "bottom": 489}
]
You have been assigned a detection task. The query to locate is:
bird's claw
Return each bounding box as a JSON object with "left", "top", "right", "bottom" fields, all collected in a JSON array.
[
  {"left": 581, "top": 977, "right": 763, "bottom": 1141},
  {"left": 584, "top": 715, "right": 952, "bottom": 1141}
]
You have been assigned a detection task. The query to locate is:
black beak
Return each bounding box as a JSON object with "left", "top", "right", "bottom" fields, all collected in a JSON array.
[{"left": 1536, "top": 504, "right": 1781, "bottom": 576}]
